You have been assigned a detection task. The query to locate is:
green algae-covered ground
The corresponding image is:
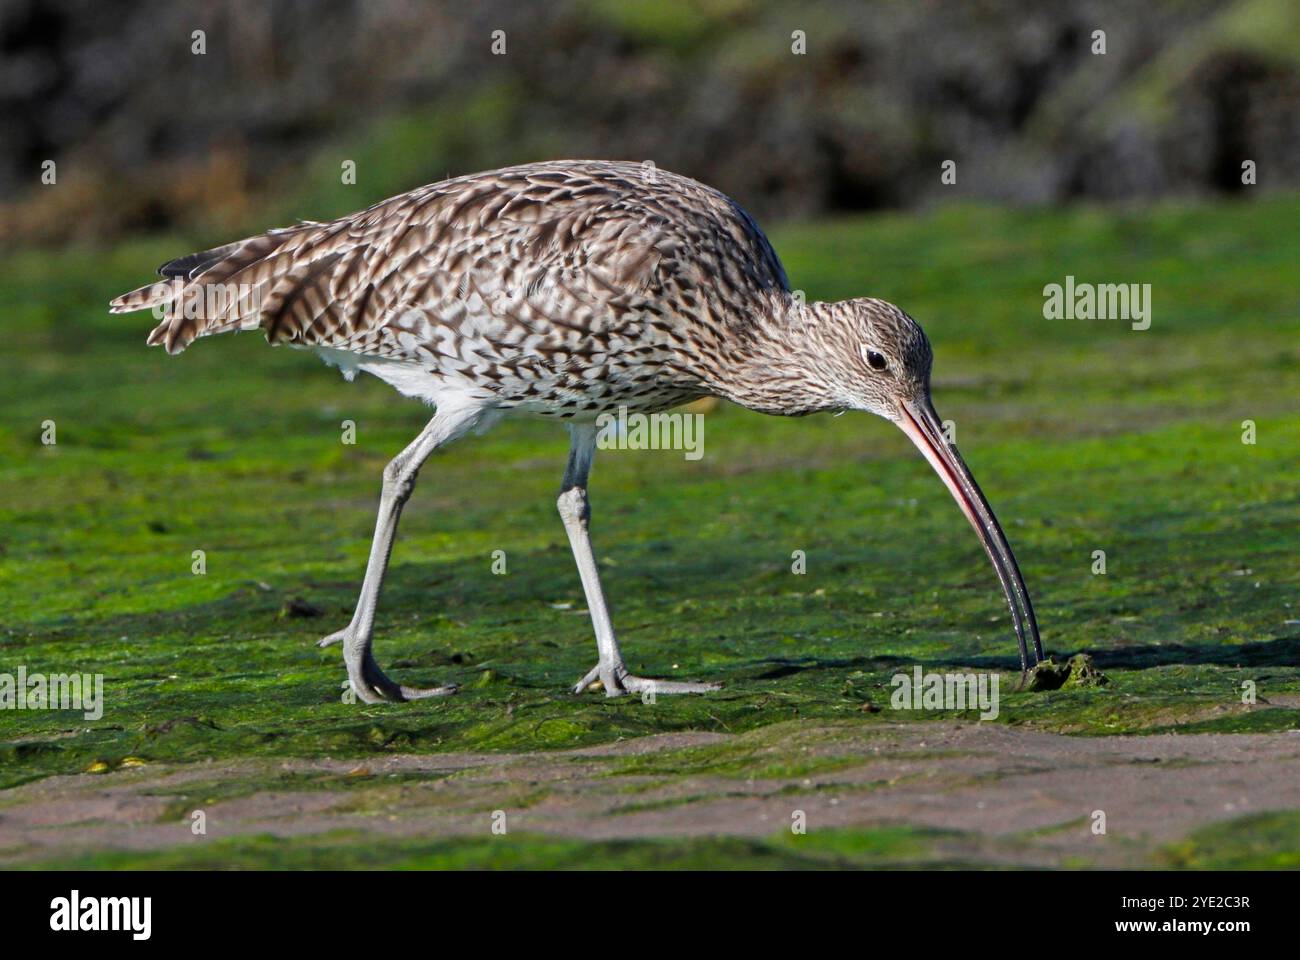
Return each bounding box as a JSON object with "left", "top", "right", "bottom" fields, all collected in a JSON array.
[{"left": 1, "top": 194, "right": 1297, "bottom": 868}]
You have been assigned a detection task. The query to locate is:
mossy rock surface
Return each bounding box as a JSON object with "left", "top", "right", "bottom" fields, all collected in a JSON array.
[{"left": 2, "top": 192, "right": 1298, "bottom": 866}]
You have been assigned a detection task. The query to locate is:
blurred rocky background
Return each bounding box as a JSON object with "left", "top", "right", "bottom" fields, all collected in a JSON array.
[{"left": 2, "top": 0, "right": 1297, "bottom": 247}]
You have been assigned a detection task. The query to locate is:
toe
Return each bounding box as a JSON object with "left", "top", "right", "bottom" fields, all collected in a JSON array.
[
  {"left": 572, "top": 664, "right": 603, "bottom": 694},
  {"left": 398, "top": 683, "right": 459, "bottom": 700},
  {"left": 317, "top": 628, "right": 348, "bottom": 648},
  {"left": 621, "top": 675, "right": 720, "bottom": 695}
]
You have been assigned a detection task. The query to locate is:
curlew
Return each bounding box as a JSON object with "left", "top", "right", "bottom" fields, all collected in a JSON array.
[{"left": 110, "top": 159, "right": 1044, "bottom": 703}]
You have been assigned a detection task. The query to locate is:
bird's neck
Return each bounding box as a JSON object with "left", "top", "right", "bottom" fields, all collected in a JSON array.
[{"left": 705, "top": 295, "right": 845, "bottom": 416}]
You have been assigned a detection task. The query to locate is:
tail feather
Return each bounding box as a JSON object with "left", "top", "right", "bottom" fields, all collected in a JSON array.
[
  {"left": 108, "top": 203, "right": 428, "bottom": 355},
  {"left": 108, "top": 279, "right": 177, "bottom": 315},
  {"left": 108, "top": 227, "right": 325, "bottom": 354}
]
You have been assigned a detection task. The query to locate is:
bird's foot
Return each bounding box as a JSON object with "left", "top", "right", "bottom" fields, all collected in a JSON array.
[
  {"left": 343, "top": 676, "right": 459, "bottom": 704},
  {"left": 571, "top": 663, "right": 720, "bottom": 697},
  {"left": 345, "top": 655, "right": 459, "bottom": 703},
  {"left": 323, "top": 628, "right": 458, "bottom": 704}
]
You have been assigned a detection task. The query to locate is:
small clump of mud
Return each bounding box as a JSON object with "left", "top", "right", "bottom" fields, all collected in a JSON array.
[
  {"left": 279, "top": 597, "right": 323, "bottom": 618},
  {"left": 1021, "top": 654, "right": 1109, "bottom": 692}
]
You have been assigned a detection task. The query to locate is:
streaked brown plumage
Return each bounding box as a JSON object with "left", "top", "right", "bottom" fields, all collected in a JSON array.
[{"left": 111, "top": 159, "right": 1044, "bottom": 703}]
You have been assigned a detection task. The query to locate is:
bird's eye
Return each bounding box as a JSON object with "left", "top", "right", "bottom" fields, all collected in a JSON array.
[{"left": 864, "top": 348, "right": 888, "bottom": 371}]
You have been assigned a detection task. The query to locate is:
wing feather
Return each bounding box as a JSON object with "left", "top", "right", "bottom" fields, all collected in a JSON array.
[{"left": 108, "top": 160, "right": 792, "bottom": 364}]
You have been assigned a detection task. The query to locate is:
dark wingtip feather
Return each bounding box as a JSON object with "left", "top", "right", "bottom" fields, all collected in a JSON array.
[{"left": 158, "top": 241, "right": 245, "bottom": 279}]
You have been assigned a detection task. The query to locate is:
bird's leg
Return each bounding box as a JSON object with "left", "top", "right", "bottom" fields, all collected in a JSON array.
[
  {"left": 319, "top": 403, "right": 486, "bottom": 703},
  {"left": 559, "top": 423, "right": 719, "bottom": 698}
]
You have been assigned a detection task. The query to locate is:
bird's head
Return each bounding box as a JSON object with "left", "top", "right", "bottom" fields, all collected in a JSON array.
[
  {"left": 804, "top": 296, "right": 1044, "bottom": 675},
  {"left": 819, "top": 297, "right": 934, "bottom": 419}
]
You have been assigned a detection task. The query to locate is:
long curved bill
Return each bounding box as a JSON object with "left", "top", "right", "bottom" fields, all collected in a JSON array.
[{"left": 895, "top": 398, "right": 1044, "bottom": 673}]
